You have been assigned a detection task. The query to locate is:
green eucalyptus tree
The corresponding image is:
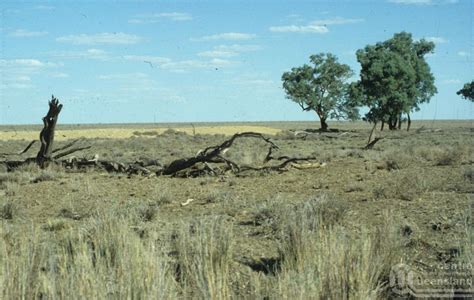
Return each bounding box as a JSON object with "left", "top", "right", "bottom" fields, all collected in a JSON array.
[
  {"left": 282, "top": 53, "right": 358, "bottom": 131},
  {"left": 351, "top": 32, "right": 437, "bottom": 130}
]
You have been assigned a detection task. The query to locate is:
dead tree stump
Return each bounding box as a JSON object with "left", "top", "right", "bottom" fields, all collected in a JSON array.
[{"left": 36, "top": 95, "right": 63, "bottom": 168}]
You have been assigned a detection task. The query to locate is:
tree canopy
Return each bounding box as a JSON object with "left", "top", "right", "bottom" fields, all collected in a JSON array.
[
  {"left": 350, "top": 32, "right": 437, "bottom": 130},
  {"left": 282, "top": 53, "right": 358, "bottom": 131},
  {"left": 456, "top": 81, "right": 474, "bottom": 101}
]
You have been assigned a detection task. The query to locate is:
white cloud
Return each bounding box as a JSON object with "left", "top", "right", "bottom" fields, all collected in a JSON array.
[
  {"left": 56, "top": 32, "right": 144, "bottom": 45},
  {"left": 192, "top": 32, "right": 257, "bottom": 41},
  {"left": 311, "top": 17, "right": 365, "bottom": 25},
  {"left": 215, "top": 44, "right": 262, "bottom": 52},
  {"left": 50, "top": 49, "right": 111, "bottom": 60},
  {"left": 0, "top": 59, "right": 57, "bottom": 67},
  {"left": 198, "top": 50, "right": 238, "bottom": 58},
  {"left": 129, "top": 12, "right": 192, "bottom": 23},
  {"left": 9, "top": 29, "right": 49, "bottom": 37},
  {"left": 269, "top": 24, "right": 328, "bottom": 33},
  {"left": 425, "top": 36, "right": 448, "bottom": 44},
  {"left": 198, "top": 44, "right": 262, "bottom": 58},
  {"left": 98, "top": 73, "right": 148, "bottom": 80},
  {"left": 458, "top": 51, "right": 470, "bottom": 57},
  {"left": 0, "top": 59, "right": 60, "bottom": 90},
  {"left": 270, "top": 17, "right": 363, "bottom": 34}
]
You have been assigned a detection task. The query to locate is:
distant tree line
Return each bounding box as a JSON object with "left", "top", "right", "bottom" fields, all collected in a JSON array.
[{"left": 282, "top": 31, "right": 472, "bottom": 131}]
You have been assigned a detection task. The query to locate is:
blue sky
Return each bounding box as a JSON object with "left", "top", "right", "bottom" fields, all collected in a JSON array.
[{"left": 0, "top": 0, "right": 472, "bottom": 125}]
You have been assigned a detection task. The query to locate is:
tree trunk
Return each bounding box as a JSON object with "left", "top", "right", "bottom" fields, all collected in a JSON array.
[
  {"left": 388, "top": 122, "right": 395, "bottom": 130},
  {"left": 388, "top": 116, "right": 397, "bottom": 130},
  {"left": 367, "top": 121, "right": 378, "bottom": 145},
  {"left": 407, "top": 113, "right": 411, "bottom": 131},
  {"left": 320, "top": 118, "right": 328, "bottom": 131},
  {"left": 36, "top": 96, "right": 63, "bottom": 168},
  {"left": 398, "top": 113, "right": 402, "bottom": 130},
  {"left": 380, "top": 121, "right": 385, "bottom": 131}
]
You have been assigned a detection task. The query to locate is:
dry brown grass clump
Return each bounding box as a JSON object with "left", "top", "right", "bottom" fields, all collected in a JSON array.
[
  {"left": 265, "top": 199, "right": 402, "bottom": 299},
  {"left": 172, "top": 217, "right": 233, "bottom": 299},
  {"left": 0, "top": 212, "right": 178, "bottom": 299}
]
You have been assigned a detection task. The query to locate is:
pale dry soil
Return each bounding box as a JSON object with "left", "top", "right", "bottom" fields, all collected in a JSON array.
[{"left": 1, "top": 120, "right": 472, "bottom": 295}]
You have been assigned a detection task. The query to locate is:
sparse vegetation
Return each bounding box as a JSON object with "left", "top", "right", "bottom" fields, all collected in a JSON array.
[{"left": 0, "top": 121, "right": 472, "bottom": 298}]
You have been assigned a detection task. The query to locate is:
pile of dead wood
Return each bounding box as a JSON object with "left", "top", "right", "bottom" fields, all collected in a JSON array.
[{"left": 1, "top": 96, "right": 324, "bottom": 177}]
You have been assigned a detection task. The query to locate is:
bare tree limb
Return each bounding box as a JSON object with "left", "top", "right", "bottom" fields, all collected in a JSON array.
[
  {"left": 53, "top": 146, "right": 92, "bottom": 160},
  {"left": 363, "top": 137, "right": 384, "bottom": 150},
  {"left": 240, "top": 157, "right": 318, "bottom": 173},
  {"left": 160, "top": 132, "right": 278, "bottom": 176},
  {"left": 52, "top": 139, "right": 82, "bottom": 154},
  {"left": 19, "top": 140, "right": 37, "bottom": 155},
  {"left": 0, "top": 140, "right": 36, "bottom": 157}
]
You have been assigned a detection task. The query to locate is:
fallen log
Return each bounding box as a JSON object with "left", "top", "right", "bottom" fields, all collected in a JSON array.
[{"left": 159, "top": 132, "right": 278, "bottom": 176}]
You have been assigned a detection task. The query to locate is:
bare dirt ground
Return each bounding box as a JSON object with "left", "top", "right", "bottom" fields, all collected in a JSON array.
[{"left": 1, "top": 120, "right": 472, "bottom": 298}]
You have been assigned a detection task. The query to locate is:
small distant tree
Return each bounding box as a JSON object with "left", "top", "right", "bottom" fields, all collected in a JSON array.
[
  {"left": 350, "top": 32, "right": 437, "bottom": 131},
  {"left": 282, "top": 53, "right": 358, "bottom": 131},
  {"left": 457, "top": 81, "right": 474, "bottom": 101}
]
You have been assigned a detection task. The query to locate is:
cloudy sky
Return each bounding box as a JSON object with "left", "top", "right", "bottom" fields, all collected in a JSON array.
[{"left": 0, "top": 0, "right": 472, "bottom": 124}]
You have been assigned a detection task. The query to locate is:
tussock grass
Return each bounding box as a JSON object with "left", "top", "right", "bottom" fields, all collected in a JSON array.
[
  {"left": 0, "top": 193, "right": 463, "bottom": 299},
  {"left": 0, "top": 201, "right": 14, "bottom": 220},
  {"left": 268, "top": 200, "right": 401, "bottom": 299},
  {"left": 0, "top": 163, "right": 63, "bottom": 189},
  {"left": 0, "top": 212, "right": 178, "bottom": 299},
  {"left": 173, "top": 217, "right": 233, "bottom": 299}
]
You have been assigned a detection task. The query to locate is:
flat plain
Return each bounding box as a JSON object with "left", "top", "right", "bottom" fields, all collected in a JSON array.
[{"left": 0, "top": 120, "right": 472, "bottom": 299}]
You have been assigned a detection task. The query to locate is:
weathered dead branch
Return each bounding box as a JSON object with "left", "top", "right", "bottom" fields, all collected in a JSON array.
[
  {"left": 53, "top": 146, "right": 92, "bottom": 160},
  {"left": 239, "top": 157, "right": 319, "bottom": 173},
  {"left": 363, "top": 137, "right": 384, "bottom": 150},
  {"left": 52, "top": 139, "right": 81, "bottom": 154},
  {"left": 159, "top": 132, "right": 278, "bottom": 176},
  {"left": 19, "top": 140, "right": 37, "bottom": 155},
  {"left": 0, "top": 140, "right": 36, "bottom": 157},
  {"left": 36, "top": 95, "right": 63, "bottom": 168}
]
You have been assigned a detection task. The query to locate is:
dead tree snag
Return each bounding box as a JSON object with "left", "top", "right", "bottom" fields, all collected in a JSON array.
[{"left": 36, "top": 95, "right": 63, "bottom": 168}]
